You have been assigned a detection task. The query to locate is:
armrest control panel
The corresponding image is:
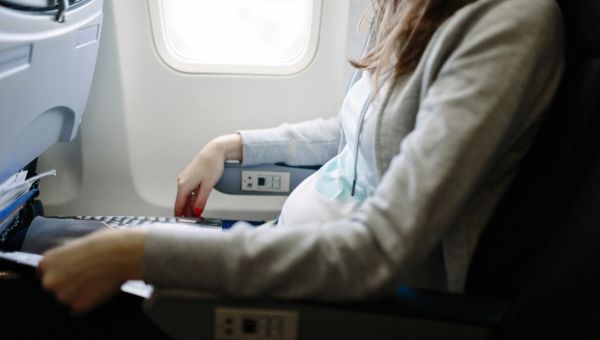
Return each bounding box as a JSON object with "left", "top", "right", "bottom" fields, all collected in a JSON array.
[
  {"left": 215, "top": 163, "right": 318, "bottom": 196},
  {"left": 215, "top": 307, "right": 298, "bottom": 340},
  {"left": 241, "top": 170, "right": 291, "bottom": 194}
]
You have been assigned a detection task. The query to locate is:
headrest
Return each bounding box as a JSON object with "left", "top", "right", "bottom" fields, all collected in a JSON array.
[
  {"left": 559, "top": 0, "right": 600, "bottom": 54},
  {"left": 580, "top": 0, "right": 600, "bottom": 53}
]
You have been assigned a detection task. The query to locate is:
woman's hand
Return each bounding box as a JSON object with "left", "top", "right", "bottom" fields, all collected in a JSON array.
[
  {"left": 175, "top": 134, "right": 242, "bottom": 217},
  {"left": 38, "top": 229, "right": 145, "bottom": 314}
]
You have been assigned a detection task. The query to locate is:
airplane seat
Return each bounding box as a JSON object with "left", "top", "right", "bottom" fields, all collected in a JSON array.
[{"left": 464, "top": 0, "right": 600, "bottom": 337}]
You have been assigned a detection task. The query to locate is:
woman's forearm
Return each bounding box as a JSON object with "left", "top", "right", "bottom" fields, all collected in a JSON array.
[{"left": 123, "top": 229, "right": 146, "bottom": 280}]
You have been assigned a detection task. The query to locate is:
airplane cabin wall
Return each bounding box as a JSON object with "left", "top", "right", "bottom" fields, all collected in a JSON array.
[{"left": 38, "top": 0, "right": 370, "bottom": 221}]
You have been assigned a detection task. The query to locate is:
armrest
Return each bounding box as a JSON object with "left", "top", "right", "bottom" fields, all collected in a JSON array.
[
  {"left": 143, "top": 287, "right": 508, "bottom": 340},
  {"left": 214, "top": 162, "right": 319, "bottom": 196}
]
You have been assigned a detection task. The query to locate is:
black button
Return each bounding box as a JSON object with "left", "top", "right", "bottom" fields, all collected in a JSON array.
[{"left": 242, "top": 318, "right": 258, "bottom": 334}]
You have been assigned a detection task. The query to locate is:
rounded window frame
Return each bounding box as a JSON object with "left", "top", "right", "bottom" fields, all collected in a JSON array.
[{"left": 147, "top": 0, "right": 323, "bottom": 76}]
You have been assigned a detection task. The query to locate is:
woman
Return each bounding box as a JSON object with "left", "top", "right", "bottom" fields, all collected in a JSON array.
[{"left": 39, "top": 0, "right": 564, "bottom": 313}]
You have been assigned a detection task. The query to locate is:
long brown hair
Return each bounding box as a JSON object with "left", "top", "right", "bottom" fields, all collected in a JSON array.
[{"left": 352, "top": 0, "right": 476, "bottom": 89}]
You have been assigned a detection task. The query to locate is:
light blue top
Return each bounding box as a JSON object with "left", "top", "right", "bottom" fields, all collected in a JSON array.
[{"left": 277, "top": 70, "right": 387, "bottom": 226}]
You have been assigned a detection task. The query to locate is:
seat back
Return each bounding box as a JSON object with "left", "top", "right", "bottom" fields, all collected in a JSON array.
[{"left": 465, "top": 0, "right": 600, "bottom": 336}]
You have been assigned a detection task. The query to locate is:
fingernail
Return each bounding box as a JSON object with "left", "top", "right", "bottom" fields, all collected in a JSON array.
[{"left": 194, "top": 208, "right": 201, "bottom": 217}]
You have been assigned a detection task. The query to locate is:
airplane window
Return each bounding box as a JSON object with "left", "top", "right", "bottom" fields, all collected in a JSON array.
[{"left": 149, "top": 0, "right": 322, "bottom": 75}]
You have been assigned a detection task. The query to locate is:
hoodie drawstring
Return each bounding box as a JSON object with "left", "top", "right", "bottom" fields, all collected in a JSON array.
[{"left": 351, "top": 92, "right": 375, "bottom": 196}]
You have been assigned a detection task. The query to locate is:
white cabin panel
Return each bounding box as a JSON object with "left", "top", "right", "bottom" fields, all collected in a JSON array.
[{"left": 38, "top": 0, "right": 370, "bottom": 221}]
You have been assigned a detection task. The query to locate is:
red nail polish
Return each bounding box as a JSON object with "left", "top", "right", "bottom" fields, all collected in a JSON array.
[{"left": 194, "top": 208, "right": 201, "bottom": 217}]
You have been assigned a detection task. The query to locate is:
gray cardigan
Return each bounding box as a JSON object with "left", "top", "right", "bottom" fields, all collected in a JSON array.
[{"left": 144, "top": 0, "right": 564, "bottom": 297}]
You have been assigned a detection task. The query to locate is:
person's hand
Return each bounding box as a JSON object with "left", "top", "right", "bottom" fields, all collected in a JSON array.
[
  {"left": 175, "top": 134, "right": 242, "bottom": 217},
  {"left": 38, "top": 229, "right": 145, "bottom": 314}
]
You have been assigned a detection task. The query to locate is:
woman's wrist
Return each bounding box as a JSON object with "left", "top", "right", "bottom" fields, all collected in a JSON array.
[{"left": 212, "top": 133, "right": 243, "bottom": 161}]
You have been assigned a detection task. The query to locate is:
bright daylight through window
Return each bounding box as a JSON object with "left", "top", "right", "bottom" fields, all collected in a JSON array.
[{"left": 152, "top": 0, "right": 321, "bottom": 75}]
